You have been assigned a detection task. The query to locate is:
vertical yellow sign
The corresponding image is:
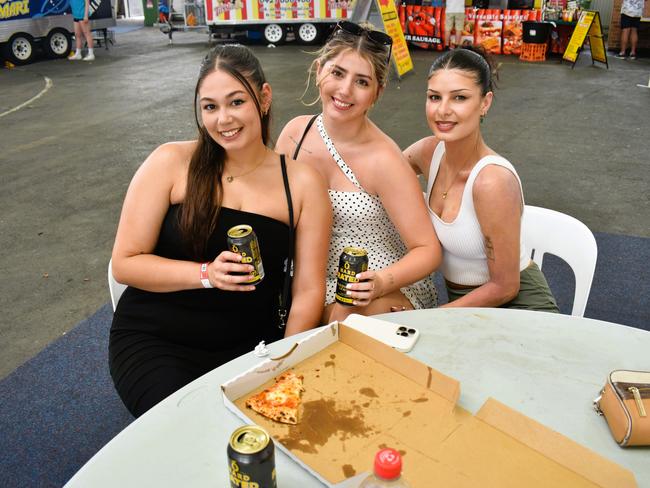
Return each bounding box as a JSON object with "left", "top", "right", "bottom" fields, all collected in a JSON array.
[
  {"left": 562, "top": 10, "right": 607, "bottom": 66},
  {"left": 588, "top": 12, "right": 607, "bottom": 64},
  {"left": 563, "top": 11, "right": 594, "bottom": 63},
  {"left": 377, "top": 0, "right": 413, "bottom": 76}
]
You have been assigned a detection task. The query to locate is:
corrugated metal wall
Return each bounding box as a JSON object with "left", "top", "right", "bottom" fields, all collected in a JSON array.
[{"left": 590, "top": 0, "right": 614, "bottom": 30}]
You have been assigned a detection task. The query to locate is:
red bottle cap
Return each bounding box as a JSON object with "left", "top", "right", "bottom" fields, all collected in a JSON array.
[{"left": 373, "top": 448, "right": 402, "bottom": 480}]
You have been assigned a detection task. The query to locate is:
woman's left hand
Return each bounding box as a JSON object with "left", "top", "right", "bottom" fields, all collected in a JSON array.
[{"left": 345, "top": 270, "right": 384, "bottom": 306}]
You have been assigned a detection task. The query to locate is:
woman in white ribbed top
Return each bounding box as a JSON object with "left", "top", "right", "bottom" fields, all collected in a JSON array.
[{"left": 404, "top": 47, "right": 558, "bottom": 311}]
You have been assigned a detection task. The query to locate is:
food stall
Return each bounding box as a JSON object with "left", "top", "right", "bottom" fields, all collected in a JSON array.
[
  {"left": 397, "top": 0, "right": 601, "bottom": 57},
  {"left": 158, "top": 0, "right": 356, "bottom": 44},
  {"left": 399, "top": 2, "right": 542, "bottom": 55}
]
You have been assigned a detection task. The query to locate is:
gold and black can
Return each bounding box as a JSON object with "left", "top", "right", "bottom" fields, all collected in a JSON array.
[
  {"left": 227, "top": 224, "right": 265, "bottom": 285},
  {"left": 227, "top": 425, "right": 277, "bottom": 488},
  {"left": 335, "top": 247, "right": 369, "bottom": 306}
]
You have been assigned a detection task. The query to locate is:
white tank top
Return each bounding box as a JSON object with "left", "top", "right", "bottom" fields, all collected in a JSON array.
[{"left": 425, "top": 142, "right": 529, "bottom": 286}]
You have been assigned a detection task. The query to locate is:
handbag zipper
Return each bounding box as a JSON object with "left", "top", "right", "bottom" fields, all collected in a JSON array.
[
  {"left": 609, "top": 375, "right": 633, "bottom": 446},
  {"left": 628, "top": 386, "right": 647, "bottom": 417}
]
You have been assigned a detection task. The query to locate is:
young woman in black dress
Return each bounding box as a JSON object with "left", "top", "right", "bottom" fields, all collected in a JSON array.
[{"left": 109, "top": 45, "right": 332, "bottom": 417}]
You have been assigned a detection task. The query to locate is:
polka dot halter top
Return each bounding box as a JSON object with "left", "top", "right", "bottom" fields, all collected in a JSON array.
[{"left": 316, "top": 115, "right": 437, "bottom": 309}]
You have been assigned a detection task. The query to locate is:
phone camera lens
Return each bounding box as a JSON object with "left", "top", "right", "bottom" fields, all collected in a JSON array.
[{"left": 408, "top": 328, "right": 416, "bottom": 335}]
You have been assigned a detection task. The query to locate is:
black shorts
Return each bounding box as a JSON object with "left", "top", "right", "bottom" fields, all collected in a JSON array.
[
  {"left": 73, "top": 17, "right": 86, "bottom": 22},
  {"left": 621, "top": 13, "right": 641, "bottom": 29}
]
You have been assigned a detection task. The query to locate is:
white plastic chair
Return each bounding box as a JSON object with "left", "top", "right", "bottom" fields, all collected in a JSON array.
[
  {"left": 521, "top": 205, "right": 597, "bottom": 317},
  {"left": 108, "top": 259, "right": 128, "bottom": 311}
]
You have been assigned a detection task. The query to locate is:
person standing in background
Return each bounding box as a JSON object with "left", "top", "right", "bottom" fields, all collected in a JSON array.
[
  {"left": 69, "top": 0, "right": 95, "bottom": 61},
  {"left": 445, "top": 0, "right": 466, "bottom": 48},
  {"left": 615, "top": 0, "right": 646, "bottom": 59}
]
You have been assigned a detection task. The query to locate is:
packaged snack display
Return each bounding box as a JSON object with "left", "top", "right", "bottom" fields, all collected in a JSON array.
[
  {"left": 475, "top": 9, "right": 503, "bottom": 54},
  {"left": 460, "top": 7, "right": 477, "bottom": 46},
  {"left": 502, "top": 9, "right": 526, "bottom": 55},
  {"left": 399, "top": 4, "right": 445, "bottom": 50}
]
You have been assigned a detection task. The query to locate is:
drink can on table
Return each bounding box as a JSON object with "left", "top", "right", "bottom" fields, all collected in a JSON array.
[
  {"left": 228, "top": 425, "right": 277, "bottom": 488},
  {"left": 227, "top": 224, "right": 264, "bottom": 285},
  {"left": 335, "top": 247, "right": 369, "bottom": 306}
]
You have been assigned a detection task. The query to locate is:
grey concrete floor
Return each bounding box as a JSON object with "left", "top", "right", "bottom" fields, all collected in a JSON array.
[{"left": 1, "top": 23, "right": 649, "bottom": 380}]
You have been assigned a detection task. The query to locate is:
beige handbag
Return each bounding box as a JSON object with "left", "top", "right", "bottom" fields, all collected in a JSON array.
[{"left": 594, "top": 370, "right": 650, "bottom": 447}]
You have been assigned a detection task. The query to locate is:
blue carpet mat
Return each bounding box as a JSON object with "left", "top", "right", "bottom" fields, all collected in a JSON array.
[
  {"left": 0, "top": 232, "right": 648, "bottom": 487},
  {"left": 0, "top": 305, "right": 132, "bottom": 488}
]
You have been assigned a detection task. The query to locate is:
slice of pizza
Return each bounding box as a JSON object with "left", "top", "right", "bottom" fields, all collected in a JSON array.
[{"left": 245, "top": 371, "right": 304, "bottom": 425}]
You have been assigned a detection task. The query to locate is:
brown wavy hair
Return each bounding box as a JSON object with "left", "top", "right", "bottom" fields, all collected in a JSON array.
[{"left": 180, "top": 44, "right": 271, "bottom": 256}]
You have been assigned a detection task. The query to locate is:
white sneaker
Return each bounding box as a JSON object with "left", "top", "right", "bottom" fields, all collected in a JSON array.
[
  {"left": 83, "top": 53, "right": 95, "bottom": 62},
  {"left": 68, "top": 51, "right": 82, "bottom": 60}
]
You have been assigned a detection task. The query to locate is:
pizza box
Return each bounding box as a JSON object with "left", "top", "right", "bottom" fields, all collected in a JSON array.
[{"left": 221, "top": 319, "right": 637, "bottom": 488}]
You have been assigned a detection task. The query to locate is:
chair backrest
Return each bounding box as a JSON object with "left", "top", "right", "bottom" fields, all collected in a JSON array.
[
  {"left": 108, "top": 259, "right": 128, "bottom": 311},
  {"left": 521, "top": 205, "right": 598, "bottom": 317}
]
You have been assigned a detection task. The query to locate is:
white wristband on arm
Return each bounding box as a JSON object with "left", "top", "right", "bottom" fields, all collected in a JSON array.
[{"left": 200, "top": 262, "right": 213, "bottom": 288}]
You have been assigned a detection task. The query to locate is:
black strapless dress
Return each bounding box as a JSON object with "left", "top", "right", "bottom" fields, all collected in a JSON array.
[{"left": 109, "top": 205, "right": 290, "bottom": 417}]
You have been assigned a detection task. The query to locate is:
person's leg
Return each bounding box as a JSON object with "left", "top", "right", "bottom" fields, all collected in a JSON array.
[
  {"left": 619, "top": 27, "right": 630, "bottom": 56},
  {"left": 69, "top": 21, "right": 83, "bottom": 59},
  {"left": 444, "top": 12, "right": 454, "bottom": 49},
  {"left": 629, "top": 27, "right": 638, "bottom": 57},
  {"left": 81, "top": 19, "right": 95, "bottom": 60},
  {"left": 454, "top": 14, "right": 464, "bottom": 47}
]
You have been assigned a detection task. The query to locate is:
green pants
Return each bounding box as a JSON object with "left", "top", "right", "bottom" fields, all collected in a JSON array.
[{"left": 446, "top": 262, "right": 560, "bottom": 313}]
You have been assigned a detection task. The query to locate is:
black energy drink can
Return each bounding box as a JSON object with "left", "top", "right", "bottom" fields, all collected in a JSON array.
[
  {"left": 227, "top": 225, "right": 265, "bottom": 285},
  {"left": 227, "top": 425, "right": 277, "bottom": 488},
  {"left": 335, "top": 247, "right": 369, "bottom": 306}
]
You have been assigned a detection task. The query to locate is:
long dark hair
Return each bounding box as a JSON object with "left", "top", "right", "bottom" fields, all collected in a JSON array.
[
  {"left": 428, "top": 46, "right": 497, "bottom": 95},
  {"left": 180, "top": 44, "right": 272, "bottom": 256}
]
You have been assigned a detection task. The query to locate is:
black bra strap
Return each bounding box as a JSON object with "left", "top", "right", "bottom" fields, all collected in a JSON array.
[
  {"left": 291, "top": 114, "right": 319, "bottom": 160},
  {"left": 278, "top": 154, "right": 294, "bottom": 329}
]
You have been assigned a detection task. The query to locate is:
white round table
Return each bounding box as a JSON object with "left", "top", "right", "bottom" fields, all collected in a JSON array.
[{"left": 64, "top": 308, "right": 650, "bottom": 487}]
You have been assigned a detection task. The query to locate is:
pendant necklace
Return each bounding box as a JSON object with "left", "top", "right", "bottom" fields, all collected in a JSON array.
[
  {"left": 441, "top": 156, "right": 473, "bottom": 199},
  {"left": 225, "top": 151, "right": 267, "bottom": 183}
]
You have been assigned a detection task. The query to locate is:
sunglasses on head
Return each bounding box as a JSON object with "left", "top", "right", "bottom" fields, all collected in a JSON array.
[{"left": 333, "top": 21, "right": 393, "bottom": 64}]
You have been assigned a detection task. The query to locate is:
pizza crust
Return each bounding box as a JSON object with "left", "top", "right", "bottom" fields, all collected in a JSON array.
[{"left": 245, "top": 371, "right": 304, "bottom": 425}]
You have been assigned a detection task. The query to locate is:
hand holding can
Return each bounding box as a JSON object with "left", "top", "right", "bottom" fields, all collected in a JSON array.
[
  {"left": 227, "top": 224, "right": 265, "bottom": 285},
  {"left": 335, "top": 247, "right": 369, "bottom": 306},
  {"left": 207, "top": 251, "right": 257, "bottom": 291}
]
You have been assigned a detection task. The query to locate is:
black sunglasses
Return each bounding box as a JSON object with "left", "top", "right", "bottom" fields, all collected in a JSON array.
[{"left": 333, "top": 21, "right": 393, "bottom": 64}]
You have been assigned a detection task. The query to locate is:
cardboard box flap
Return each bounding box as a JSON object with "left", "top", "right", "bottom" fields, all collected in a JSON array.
[
  {"left": 221, "top": 323, "right": 338, "bottom": 399},
  {"left": 476, "top": 398, "right": 638, "bottom": 488},
  {"left": 339, "top": 324, "right": 460, "bottom": 404}
]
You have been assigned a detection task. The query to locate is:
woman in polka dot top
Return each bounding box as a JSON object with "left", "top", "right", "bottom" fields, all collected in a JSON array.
[{"left": 277, "top": 21, "right": 442, "bottom": 323}]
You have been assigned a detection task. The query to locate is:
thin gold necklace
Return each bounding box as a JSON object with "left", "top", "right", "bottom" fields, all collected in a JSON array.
[
  {"left": 225, "top": 151, "right": 267, "bottom": 183},
  {"left": 440, "top": 156, "right": 473, "bottom": 199}
]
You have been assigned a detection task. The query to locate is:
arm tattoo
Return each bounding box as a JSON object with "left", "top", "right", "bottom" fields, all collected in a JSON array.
[
  {"left": 288, "top": 135, "right": 312, "bottom": 155},
  {"left": 484, "top": 236, "right": 495, "bottom": 261}
]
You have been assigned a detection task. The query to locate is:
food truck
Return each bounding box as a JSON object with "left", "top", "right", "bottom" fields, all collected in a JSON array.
[
  {"left": 0, "top": 0, "right": 115, "bottom": 64},
  {"left": 160, "top": 0, "right": 356, "bottom": 44}
]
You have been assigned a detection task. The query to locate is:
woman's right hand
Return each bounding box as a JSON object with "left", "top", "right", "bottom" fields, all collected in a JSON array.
[{"left": 207, "top": 251, "right": 257, "bottom": 291}]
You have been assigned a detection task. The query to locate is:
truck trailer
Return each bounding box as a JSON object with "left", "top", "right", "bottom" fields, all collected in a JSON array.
[
  {"left": 0, "top": 0, "right": 115, "bottom": 64},
  {"left": 160, "top": 0, "right": 355, "bottom": 44}
]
